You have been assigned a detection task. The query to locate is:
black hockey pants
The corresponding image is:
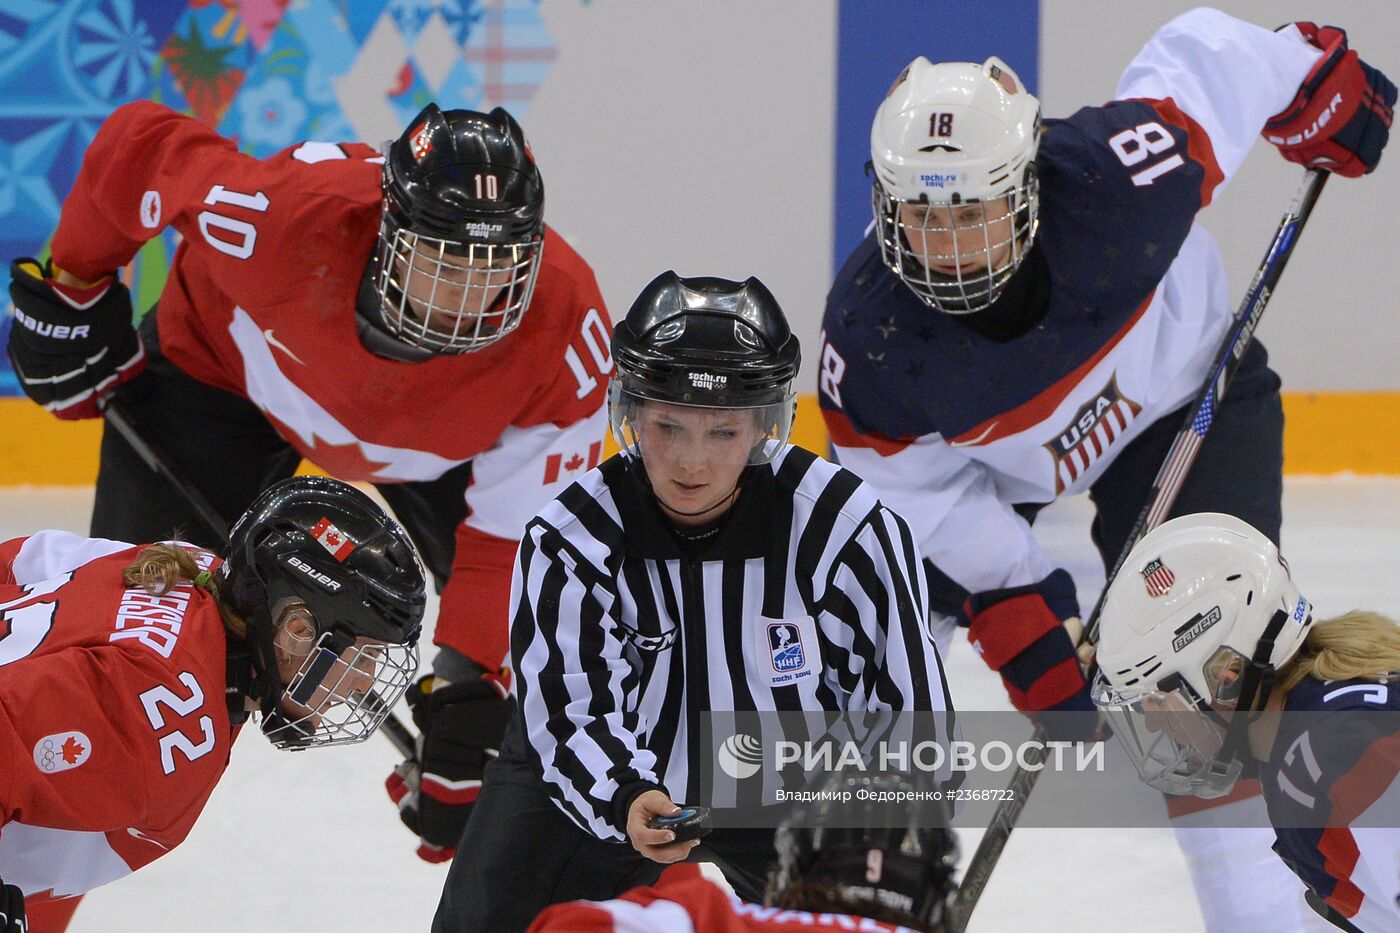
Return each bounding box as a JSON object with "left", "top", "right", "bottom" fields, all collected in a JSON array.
[{"left": 433, "top": 713, "right": 779, "bottom": 933}]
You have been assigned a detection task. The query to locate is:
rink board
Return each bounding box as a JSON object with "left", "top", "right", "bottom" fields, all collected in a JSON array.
[{"left": 1, "top": 392, "right": 1396, "bottom": 486}]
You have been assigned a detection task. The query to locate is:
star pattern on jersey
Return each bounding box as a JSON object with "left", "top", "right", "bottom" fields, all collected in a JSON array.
[{"left": 875, "top": 315, "right": 899, "bottom": 339}]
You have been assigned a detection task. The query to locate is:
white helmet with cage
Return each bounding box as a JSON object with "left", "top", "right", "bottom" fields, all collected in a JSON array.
[
  {"left": 871, "top": 56, "right": 1041, "bottom": 314},
  {"left": 1092, "top": 513, "right": 1314, "bottom": 799}
]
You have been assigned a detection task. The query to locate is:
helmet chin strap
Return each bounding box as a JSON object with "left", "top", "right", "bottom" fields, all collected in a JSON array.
[{"left": 1208, "top": 608, "right": 1289, "bottom": 774}]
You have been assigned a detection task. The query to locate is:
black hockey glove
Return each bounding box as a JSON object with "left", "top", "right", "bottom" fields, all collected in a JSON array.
[
  {"left": 7, "top": 257, "right": 144, "bottom": 419},
  {"left": 0, "top": 875, "right": 23, "bottom": 933},
  {"left": 384, "top": 668, "right": 513, "bottom": 862}
]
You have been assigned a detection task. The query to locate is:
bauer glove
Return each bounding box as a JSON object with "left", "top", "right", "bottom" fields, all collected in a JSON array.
[
  {"left": 0, "top": 875, "right": 23, "bottom": 933},
  {"left": 964, "top": 568, "right": 1098, "bottom": 741},
  {"left": 7, "top": 258, "right": 144, "bottom": 419},
  {"left": 1264, "top": 23, "right": 1395, "bottom": 177}
]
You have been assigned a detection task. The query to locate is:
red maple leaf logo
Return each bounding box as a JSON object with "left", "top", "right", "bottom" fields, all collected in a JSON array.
[
  {"left": 262, "top": 413, "right": 393, "bottom": 481},
  {"left": 324, "top": 531, "right": 341, "bottom": 546},
  {"left": 61, "top": 735, "right": 86, "bottom": 764},
  {"left": 564, "top": 453, "right": 585, "bottom": 472}
]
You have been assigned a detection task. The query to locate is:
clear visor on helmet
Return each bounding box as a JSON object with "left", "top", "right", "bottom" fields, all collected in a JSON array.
[
  {"left": 1090, "top": 652, "right": 1253, "bottom": 799},
  {"left": 374, "top": 215, "right": 543, "bottom": 354},
  {"left": 608, "top": 382, "right": 795, "bottom": 468},
  {"left": 263, "top": 602, "right": 419, "bottom": 750},
  {"left": 872, "top": 176, "right": 1038, "bottom": 315}
]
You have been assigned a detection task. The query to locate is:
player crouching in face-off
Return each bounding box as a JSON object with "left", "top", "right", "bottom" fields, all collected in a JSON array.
[
  {"left": 817, "top": 8, "right": 1393, "bottom": 929},
  {"left": 431, "top": 272, "right": 954, "bottom": 932},
  {"left": 1095, "top": 513, "right": 1400, "bottom": 933},
  {"left": 0, "top": 477, "right": 425, "bottom": 933},
  {"left": 530, "top": 772, "right": 960, "bottom": 933},
  {"left": 4, "top": 96, "right": 614, "bottom": 865}
]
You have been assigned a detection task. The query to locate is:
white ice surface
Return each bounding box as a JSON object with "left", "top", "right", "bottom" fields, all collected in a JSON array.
[{"left": 1, "top": 478, "right": 1395, "bottom": 932}]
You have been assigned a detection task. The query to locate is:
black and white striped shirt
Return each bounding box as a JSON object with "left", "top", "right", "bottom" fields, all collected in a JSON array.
[{"left": 510, "top": 445, "right": 953, "bottom": 842}]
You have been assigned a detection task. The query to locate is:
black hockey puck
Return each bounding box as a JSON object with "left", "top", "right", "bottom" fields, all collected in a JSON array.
[{"left": 647, "top": 805, "right": 713, "bottom": 842}]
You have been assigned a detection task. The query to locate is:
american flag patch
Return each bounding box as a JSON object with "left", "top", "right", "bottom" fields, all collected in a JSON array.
[
  {"left": 310, "top": 517, "right": 356, "bottom": 561},
  {"left": 1142, "top": 558, "right": 1175, "bottom": 597},
  {"left": 1044, "top": 374, "right": 1142, "bottom": 494}
]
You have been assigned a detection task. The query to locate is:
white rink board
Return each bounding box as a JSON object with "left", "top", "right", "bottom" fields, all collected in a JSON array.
[{"left": 2, "top": 479, "right": 1395, "bottom": 933}]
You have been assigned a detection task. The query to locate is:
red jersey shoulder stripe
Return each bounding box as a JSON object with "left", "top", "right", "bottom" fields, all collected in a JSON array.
[
  {"left": 1122, "top": 96, "right": 1226, "bottom": 207},
  {"left": 949, "top": 290, "right": 1155, "bottom": 448}
]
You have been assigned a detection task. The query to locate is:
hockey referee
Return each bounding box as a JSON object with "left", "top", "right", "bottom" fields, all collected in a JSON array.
[{"left": 432, "top": 272, "right": 955, "bottom": 931}]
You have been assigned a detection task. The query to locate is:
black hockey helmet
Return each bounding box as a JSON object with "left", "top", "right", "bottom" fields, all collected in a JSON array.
[
  {"left": 220, "top": 476, "right": 426, "bottom": 749},
  {"left": 382, "top": 103, "right": 544, "bottom": 247},
  {"left": 609, "top": 272, "right": 802, "bottom": 466},
  {"left": 367, "top": 103, "right": 546, "bottom": 356},
  {"left": 611, "top": 271, "right": 800, "bottom": 408},
  {"left": 766, "top": 772, "right": 959, "bottom": 932}
]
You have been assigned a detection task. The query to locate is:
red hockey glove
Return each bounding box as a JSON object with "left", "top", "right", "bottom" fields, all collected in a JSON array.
[
  {"left": 1264, "top": 23, "right": 1395, "bottom": 177},
  {"left": 965, "top": 569, "right": 1096, "bottom": 740},
  {"left": 0, "top": 875, "right": 23, "bottom": 933},
  {"left": 384, "top": 668, "right": 513, "bottom": 863},
  {"left": 7, "top": 258, "right": 145, "bottom": 419}
]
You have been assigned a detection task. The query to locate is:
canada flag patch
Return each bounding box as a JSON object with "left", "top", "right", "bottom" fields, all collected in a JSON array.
[
  {"left": 409, "top": 121, "right": 433, "bottom": 161},
  {"left": 35, "top": 731, "right": 92, "bottom": 774},
  {"left": 310, "top": 517, "right": 356, "bottom": 561}
]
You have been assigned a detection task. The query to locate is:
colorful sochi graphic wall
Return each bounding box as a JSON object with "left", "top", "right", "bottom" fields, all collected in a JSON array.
[
  {"left": 0, "top": 0, "right": 1396, "bottom": 474},
  {"left": 0, "top": 0, "right": 558, "bottom": 394}
]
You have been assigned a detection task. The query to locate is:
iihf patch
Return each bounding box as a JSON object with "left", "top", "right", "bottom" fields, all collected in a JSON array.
[
  {"left": 34, "top": 731, "right": 91, "bottom": 774},
  {"left": 768, "top": 622, "right": 806, "bottom": 673}
]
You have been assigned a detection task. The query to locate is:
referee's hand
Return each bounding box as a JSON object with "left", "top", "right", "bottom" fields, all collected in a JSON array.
[{"left": 627, "top": 790, "right": 700, "bottom": 864}]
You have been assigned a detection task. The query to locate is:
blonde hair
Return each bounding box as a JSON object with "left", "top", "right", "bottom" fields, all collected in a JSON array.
[
  {"left": 1276, "top": 610, "right": 1400, "bottom": 695},
  {"left": 122, "top": 543, "right": 248, "bottom": 639}
]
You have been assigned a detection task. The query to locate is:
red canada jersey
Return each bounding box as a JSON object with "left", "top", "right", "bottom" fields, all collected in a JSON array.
[
  {"left": 0, "top": 532, "right": 239, "bottom": 903},
  {"left": 528, "top": 864, "right": 924, "bottom": 933},
  {"left": 49, "top": 102, "right": 615, "bottom": 665}
]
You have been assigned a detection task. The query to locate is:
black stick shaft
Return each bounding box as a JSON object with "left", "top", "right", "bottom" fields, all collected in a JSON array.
[{"left": 948, "top": 168, "right": 1329, "bottom": 932}]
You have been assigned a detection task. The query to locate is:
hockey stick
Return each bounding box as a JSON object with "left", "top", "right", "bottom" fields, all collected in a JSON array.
[
  {"left": 947, "top": 167, "right": 1330, "bottom": 932},
  {"left": 99, "top": 396, "right": 419, "bottom": 760}
]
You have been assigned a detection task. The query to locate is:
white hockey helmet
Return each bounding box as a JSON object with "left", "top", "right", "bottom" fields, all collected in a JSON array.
[
  {"left": 871, "top": 56, "right": 1041, "bottom": 314},
  {"left": 1092, "top": 513, "right": 1313, "bottom": 798}
]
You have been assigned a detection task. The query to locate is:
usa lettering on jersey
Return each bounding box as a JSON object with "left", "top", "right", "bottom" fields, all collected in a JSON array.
[{"left": 1044, "top": 375, "right": 1142, "bottom": 494}]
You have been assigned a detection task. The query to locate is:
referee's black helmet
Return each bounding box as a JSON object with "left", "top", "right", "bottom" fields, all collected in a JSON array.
[
  {"left": 611, "top": 271, "right": 800, "bottom": 408},
  {"left": 608, "top": 272, "right": 801, "bottom": 465}
]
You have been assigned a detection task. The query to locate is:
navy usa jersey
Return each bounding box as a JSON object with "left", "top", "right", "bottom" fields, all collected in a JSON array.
[
  {"left": 819, "top": 9, "right": 1322, "bottom": 607},
  {"left": 1263, "top": 676, "right": 1400, "bottom": 932}
]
